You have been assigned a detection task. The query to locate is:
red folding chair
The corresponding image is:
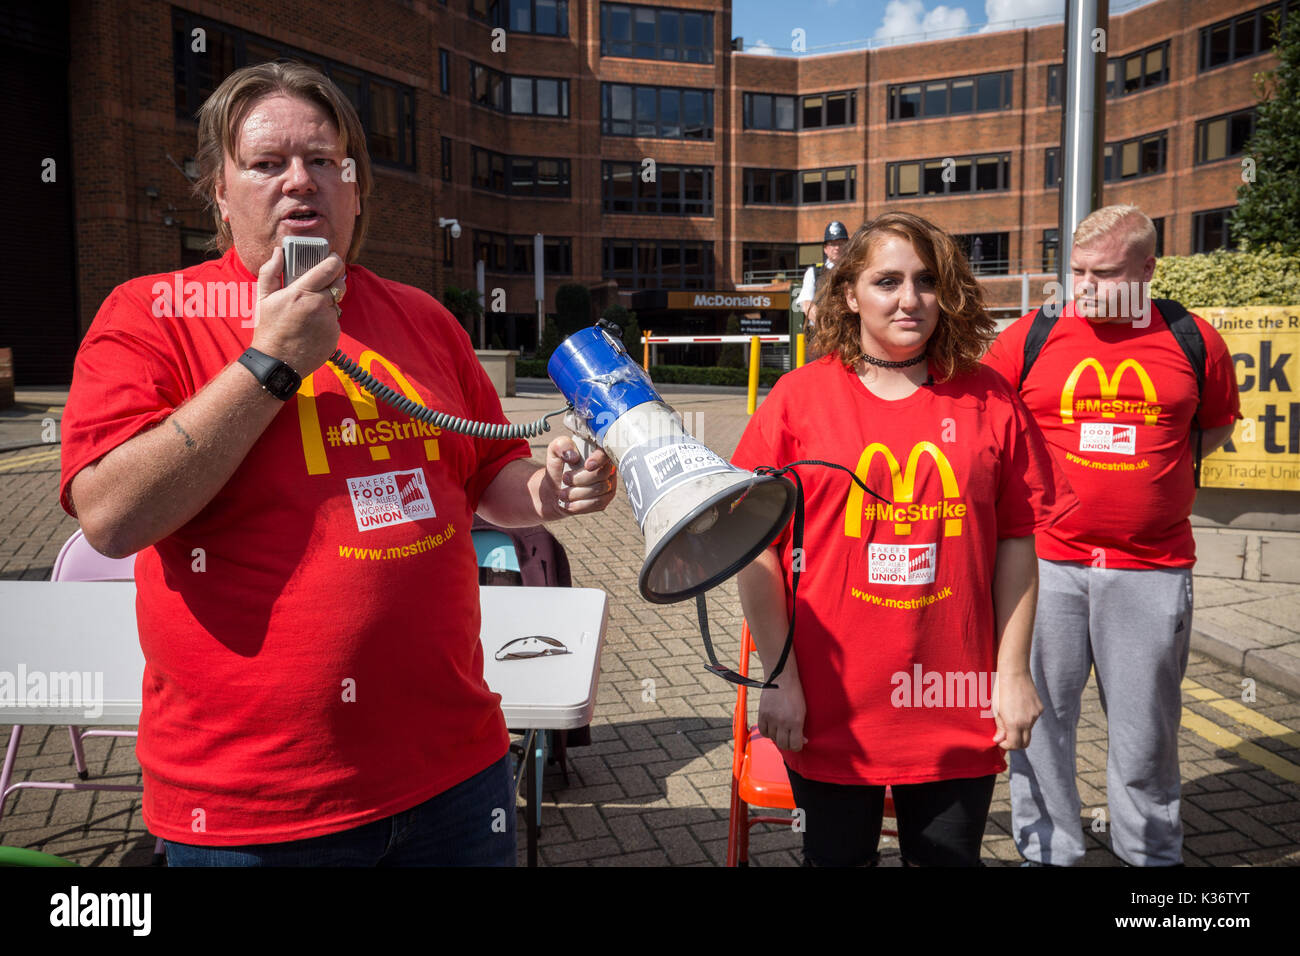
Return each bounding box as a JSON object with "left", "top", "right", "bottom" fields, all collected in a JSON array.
[{"left": 727, "top": 619, "right": 896, "bottom": 866}]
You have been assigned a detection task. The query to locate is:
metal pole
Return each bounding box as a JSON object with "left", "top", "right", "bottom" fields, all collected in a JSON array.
[
  {"left": 475, "top": 260, "right": 486, "bottom": 348},
  {"left": 1059, "top": 0, "right": 1108, "bottom": 296},
  {"left": 534, "top": 233, "right": 545, "bottom": 350}
]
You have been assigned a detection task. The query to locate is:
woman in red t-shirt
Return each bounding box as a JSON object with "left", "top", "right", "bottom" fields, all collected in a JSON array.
[{"left": 733, "top": 212, "right": 1076, "bottom": 866}]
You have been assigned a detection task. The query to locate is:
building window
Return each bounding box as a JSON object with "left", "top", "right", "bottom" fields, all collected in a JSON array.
[
  {"left": 1044, "top": 148, "right": 1061, "bottom": 188},
  {"left": 601, "top": 83, "right": 713, "bottom": 139},
  {"left": 1153, "top": 217, "right": 1166, "bottom": 256},
  {"left": 602, "top": 162, "right": 713, "bottom": 216},
  {"left": 1106, "top": 41, "right": 1170, "bottom": 96},
  {"left": 1200, "top": 2, "right": 1291, "bottom": 72},
  {"left": 1042, "top": 229, "right": 1059, "bottom": 273},
  {"left": 602, "top": 239, "right": 715, "bottom": 289},
  {"left": 886, "top": 154, "right": 1010, "bottom": 198},
  {"left": 954, "top": 233, "right": 1009, "bottom": 275},
  {"left": 600, "top": 3, "right": 712, "bottom": 63},
  {"left": 1047, "top": 64, "right": 1061, "bottom": 107},
  {"left": 1193, "top": 207, "right": 1236, "bottom": 252},
  {"left": 441, "top": 137, "right": 453, "bottom": 182},
  {"left": 744, "top": 167, "right": 854, "bottom": 205},
  {"left": 744, "top": 90, "right": 856, "bottom": 130},
  {"left": 471, "top": 148, "right": 570, "bottom": 197},
  {"left": 472, "top": 0, "right": 569, "bottom": 36},
  {"left": 471, "top": 62, "right": 569, "bottom": 117},
  {"left": 1103, "top": 130, "right": 1167, "bottom": 181},
  {"left": 171, "top": 9, "right": 415, "bottom": 169},
  {"left": 1196, "top": 108, "right": 1257, "bottom": 163},
  {"left": 443, "top": 225, "right": 455, "bottom": 266},
  {"left": 887, "top": 71, "right": 1012, "bottom": 121},
  {"left": 742, "top": 243, "right": 799, "bottom": 280},
  {"left": 474, "top": 232, "right": 572, "bottom": 273},
  {"left": 440, "top": 49, "right": 450, "bottom": 94}
]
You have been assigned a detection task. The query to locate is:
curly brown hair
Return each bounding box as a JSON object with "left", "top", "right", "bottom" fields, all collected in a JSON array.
[{"left": 809, "top": 211, "right": 995, "bottom": 382}]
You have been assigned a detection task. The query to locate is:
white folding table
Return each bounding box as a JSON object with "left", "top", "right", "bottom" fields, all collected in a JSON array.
[{"left": 0, "top": 581, "right": 608, "bottom": 867}]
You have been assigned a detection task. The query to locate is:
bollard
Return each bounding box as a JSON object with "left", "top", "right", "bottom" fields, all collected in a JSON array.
[
  {"left": 796, "top": 333, "right": 806, "bottom": 368},
  {"left": 643, "top": 330, "right": 651, "bottom": 371},
  {"left": 747, "top": 336, "right": 761, "bottom": 415}
]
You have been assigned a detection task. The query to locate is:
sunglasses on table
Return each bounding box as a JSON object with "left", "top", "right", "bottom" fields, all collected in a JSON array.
[{"left": 494, "top": 636, "right": 571, "bottom": 661}]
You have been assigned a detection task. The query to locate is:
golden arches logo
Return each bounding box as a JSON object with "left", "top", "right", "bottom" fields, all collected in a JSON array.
[
  {"left": 296, "top": 350, "right": 439, "bottom": 475},
  {"left": 844, "top": 441, "right": 963, "bottom": 538},
  {"left": 1059, "top": 358, "right": 1159, "bottom": 426}
]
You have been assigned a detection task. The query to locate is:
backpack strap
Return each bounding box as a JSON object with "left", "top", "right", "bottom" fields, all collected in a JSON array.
[
  {"left": 1019, "top": 303, "right": 1062, "bottom": 388},
  {"left": 1153, "top": 299, "right": 1207, "bottom": 487}
]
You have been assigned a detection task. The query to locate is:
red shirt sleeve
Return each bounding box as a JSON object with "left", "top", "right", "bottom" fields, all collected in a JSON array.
[
  {"left": 991, "top": 373, "right": 1079, "bottom": 539},
  {"left": 1193, "top": 315, "right": 1242, "bottom": 430},
  {"left": 59, "top": 283, "right": 190, "bottom": 518},
  {"left": 731, "top": 379, "right": 795, "bottom": 552},
  {"left": 981, "top": 313, "right": 1032, "bottom": 388}
]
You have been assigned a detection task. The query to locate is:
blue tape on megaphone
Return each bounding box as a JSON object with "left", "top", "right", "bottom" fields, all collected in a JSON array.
[{"left": 548, "top": 327, "right": 660, "bottom": 443}]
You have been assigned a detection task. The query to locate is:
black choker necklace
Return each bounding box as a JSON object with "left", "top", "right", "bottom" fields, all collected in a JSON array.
[{"left": 861, "top": 351, "right": 926, "bottom": 368}]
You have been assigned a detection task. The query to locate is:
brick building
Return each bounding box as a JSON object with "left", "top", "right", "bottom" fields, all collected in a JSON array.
[{"left": 0, "top": 0, "right": 1283, "bottom": 381}]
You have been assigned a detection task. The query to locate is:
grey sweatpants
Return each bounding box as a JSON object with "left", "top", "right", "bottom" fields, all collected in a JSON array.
[{"left": 1010, "top": 559, "right": 1193, "bottom": 866}]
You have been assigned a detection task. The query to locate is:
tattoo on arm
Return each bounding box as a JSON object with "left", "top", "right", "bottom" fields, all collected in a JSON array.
[{"left": 171, "top": 418, "right": 197, "bottom": 449}]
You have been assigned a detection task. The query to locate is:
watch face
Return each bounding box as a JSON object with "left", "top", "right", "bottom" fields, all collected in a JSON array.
[{"left": 267, "top": 366, "right": 300, "bottom": 397}]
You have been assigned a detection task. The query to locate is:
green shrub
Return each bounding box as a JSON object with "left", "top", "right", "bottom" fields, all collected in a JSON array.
[
  {"left": 538, "top": 317, "right": 563, "bottom": 361},
  {"left": 555, "top": 284, "right": 593, "bottom": 337},
  {"left": 1151, "top": 246, "right": 1300, "bottom": 307}
]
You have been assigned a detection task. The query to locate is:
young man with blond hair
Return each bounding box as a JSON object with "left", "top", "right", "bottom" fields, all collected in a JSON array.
[{"left": 984, "top": 204, "right": 1240, "bottom": 866}]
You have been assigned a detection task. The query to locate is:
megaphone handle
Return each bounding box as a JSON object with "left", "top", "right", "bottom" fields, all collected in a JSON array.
[{"left": 564, "top": 412, "right": 598, "bottom": 463}]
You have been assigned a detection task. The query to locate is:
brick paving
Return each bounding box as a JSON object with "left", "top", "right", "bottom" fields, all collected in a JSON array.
[{"left": 1, "top": 383, "right": 1297, "bottom": 866}]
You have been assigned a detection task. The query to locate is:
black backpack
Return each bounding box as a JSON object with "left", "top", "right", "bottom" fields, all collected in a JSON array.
[{"left": 1020, "top": 298, "right": 1208, "bottom": 486}]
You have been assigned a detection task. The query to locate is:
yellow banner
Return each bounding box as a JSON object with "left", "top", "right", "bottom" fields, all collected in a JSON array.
[{"left": 1199, "top": 306, "right": 1299, "bottom": 491}]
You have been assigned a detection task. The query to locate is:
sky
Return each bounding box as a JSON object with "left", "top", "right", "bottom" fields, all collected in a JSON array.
[{"left": 731, "top": 0, "right": 1156, "bottom": 55}]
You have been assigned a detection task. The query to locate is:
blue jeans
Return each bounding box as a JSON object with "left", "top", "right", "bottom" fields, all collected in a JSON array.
[{"left": 163, "top": 753, "right": 517, "bottom": 867}]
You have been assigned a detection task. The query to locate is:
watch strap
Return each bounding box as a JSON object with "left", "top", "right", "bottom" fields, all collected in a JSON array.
[{"left": 238, "top": 347, "right": 301, "bottom": 401}]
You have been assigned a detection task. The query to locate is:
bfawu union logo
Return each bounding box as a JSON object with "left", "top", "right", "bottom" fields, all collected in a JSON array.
[
  {"left": 1079, "top": 422, "right": 1137, "bottom": 455},
  {"left": 347, "top": 469, "right": 435, "bottom": 532},
  {"left": 869, "top": 543, "right": 937, "bottom": 585}
]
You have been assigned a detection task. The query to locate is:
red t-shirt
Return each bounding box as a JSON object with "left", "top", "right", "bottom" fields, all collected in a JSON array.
[
  {"left": 59, "top": 248, "right": 532, "bottom": 845},
  {"left": 983, "top": 302, "right": 1240, "bottom": 568},
  {"left": 731, "top": 359, "right": 1076, "bottom": 785}
]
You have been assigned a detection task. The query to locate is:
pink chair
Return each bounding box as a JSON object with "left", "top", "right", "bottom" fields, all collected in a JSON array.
[{"left": 0, "top": 530, "right": 164, "bottom": 862}]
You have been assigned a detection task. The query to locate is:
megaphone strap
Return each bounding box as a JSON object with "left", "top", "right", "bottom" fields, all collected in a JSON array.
[{"left": 698, "top": 461, "right": 888, "bottom": 689}]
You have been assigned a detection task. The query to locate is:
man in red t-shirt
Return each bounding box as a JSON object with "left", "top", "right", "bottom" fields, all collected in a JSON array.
[
  {"left": 59, "top": 62, "right": 616, "bottom": 866},
  {"left": 983, "top": 205, "right": 1240, "bottom": 866}
]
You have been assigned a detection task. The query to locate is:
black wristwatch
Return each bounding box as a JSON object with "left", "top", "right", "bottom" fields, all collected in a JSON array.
[{"left": 238, "top": 347, "right": 302, "bottom": 401}]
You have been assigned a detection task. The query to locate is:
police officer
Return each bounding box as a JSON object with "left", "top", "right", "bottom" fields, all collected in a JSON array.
[{"left": 796, "top": 220, "right": 849, "bottom": 340}]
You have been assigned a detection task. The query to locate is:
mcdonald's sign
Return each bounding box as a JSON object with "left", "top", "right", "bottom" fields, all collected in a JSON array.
[
  {"left": 295, "top": 349, "right": 440, "bottom": 475},
  {"left": 1059, "top": 358, "right": 1161, "bottom": 427},
  {"left": 844, "top": 441, "right": 966, "bottom": 538}
]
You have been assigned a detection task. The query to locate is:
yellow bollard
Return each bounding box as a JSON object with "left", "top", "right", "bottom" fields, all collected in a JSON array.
[
  {"left": 747, "top": 336, "right": 761, "bottom": 415},
  {"left": 796, "top": 333, "right": 806, "bottom": 368},
  {"left": 643, "top": 330, "right": 651, "bottom": 371}
]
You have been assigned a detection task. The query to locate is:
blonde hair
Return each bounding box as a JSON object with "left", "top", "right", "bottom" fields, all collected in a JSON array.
[
  {"left": 810, "top": 211, "right": 995, "bottom": 383},
  {"left": 194, "top": 61, "right": 373, "bottom": 262},
  {"left": 1073, "top": 204, "right": 1156, "bottom": 258}
]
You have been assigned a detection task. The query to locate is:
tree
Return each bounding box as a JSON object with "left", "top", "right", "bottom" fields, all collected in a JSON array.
[
  {"left": 539, "top": 316, "right": 563, "bottom": 361},
  {"left": 554, "top": 283, "right": 593, "bottom": 338},
  {"left": 1232, "top": 10, "right": 1300, "bottom": 253},
  {"left": 718, "top": 313, "right": 744, "bottom": 368},
  {"left": 441, "top": 285, "right": 483, "bottom": 338},
  {"left": 600, "top": 304, "right": 641, "bottom": 358}
]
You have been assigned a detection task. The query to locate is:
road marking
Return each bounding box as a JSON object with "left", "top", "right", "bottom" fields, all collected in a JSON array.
[
  {"left": 1181, "top": 677, "right": 1300, "bottom": 780},
  {"left": 0, "top": 448, "right": 60, "bottom": 472}
]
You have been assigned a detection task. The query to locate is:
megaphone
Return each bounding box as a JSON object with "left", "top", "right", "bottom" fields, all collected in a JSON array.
[{"left": 548, "top": 325, "right": 796, "bottom": 604}]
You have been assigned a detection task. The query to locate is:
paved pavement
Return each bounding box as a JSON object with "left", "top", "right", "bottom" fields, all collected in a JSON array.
[{"left": 1, "top": 382, "right": 1298, "bottom": 866}]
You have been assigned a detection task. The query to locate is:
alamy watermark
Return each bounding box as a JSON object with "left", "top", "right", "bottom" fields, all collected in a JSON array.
[
  {"left": 0, "top": 665, "right": 104, "bottom": 719},
  {"left": 891, "top": 664, "right": 996, "bottom": 718}
]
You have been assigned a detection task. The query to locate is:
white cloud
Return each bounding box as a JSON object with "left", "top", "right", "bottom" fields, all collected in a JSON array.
[
  {"left": 748, "top": 37, "right": 777, "bottom": 55},
  {"left": 874, "top": 0, "right": 971, "bottom": 45},
  {"left": 982, "top": 0, "right": 1064, "bottom": 32}
]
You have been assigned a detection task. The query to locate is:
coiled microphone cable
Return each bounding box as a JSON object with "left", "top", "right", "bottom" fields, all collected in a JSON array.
[{"left": 328, "top": 349, "right": 570, "bottom": 440}]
